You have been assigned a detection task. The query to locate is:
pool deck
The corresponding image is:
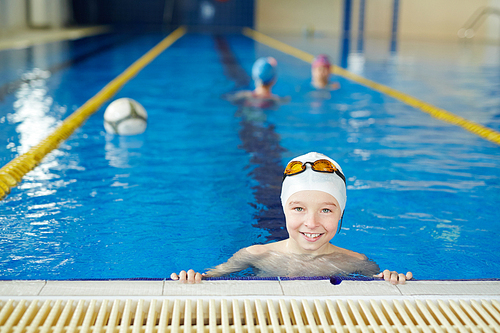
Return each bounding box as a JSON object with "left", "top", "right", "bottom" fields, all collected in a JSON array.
[
  {"left": 2, "top": 280, "right": 499, "bottom": 332},
  {"left": 0, "top": 26, "right": 110, "bottom": 51},
  {"left": 1, "top": 280, "right": 499, "bottom": 300}
]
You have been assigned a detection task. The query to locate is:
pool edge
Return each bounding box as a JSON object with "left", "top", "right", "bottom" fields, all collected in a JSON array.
[{"left": 1, "top": 280, "right": 499, "bottom": 298}]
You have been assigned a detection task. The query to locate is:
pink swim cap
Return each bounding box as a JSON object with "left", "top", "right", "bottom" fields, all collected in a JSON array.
[{"left": 312, "top": 54, "right": 331, "bottom": 69}]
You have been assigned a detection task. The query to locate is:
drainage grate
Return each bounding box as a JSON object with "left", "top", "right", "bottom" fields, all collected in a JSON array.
[{"left": 1, "top": 298, "right": 499, "bottom": 332}]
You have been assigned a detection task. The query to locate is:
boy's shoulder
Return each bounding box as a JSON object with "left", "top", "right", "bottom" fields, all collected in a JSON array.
[
  {"left": 246, "top": 241, "right": 285, "bottom": 255},
  {"left": 332, "top": 246, "right": 367, "bottom": 260},
  {"left": 244, "top": 243, "right": 368, "bottom": 261}
]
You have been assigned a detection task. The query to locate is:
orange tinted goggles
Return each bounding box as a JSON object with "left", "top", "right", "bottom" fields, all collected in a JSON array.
[{"left": 283, "top": 159, "right": 346, "bottom": 184}]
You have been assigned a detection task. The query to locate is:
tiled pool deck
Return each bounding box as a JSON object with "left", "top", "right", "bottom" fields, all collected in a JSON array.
[
  {"left": 0, "top": 26, "right": 110, "bottom": 51},
  {"left": 2, "top": 280, "right": 499, "bottom": 332},
  {"left": 1, "top": 280, "right": 499, "bottom": 299}
]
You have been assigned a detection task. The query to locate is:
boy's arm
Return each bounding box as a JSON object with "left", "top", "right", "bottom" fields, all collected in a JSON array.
[
  {"left": 349, "top": 254, "right": 413, "bottom": 285},
  {"left": 170, "top": 248, "right": 255, "bottom": 283},
  {"left": 205, "top": 248, "right": 254, "bottom": 277}
]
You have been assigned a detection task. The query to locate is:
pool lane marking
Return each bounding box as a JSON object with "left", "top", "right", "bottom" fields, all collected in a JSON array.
[
  {"left": 0, "top": 26, "right": 187, "bottom": 201},
  {"left": 213, "top": 35, "right": 289, "bottom": 241},
  {"left": 242, "top": 27, "right": 500, "bottom": 146}
]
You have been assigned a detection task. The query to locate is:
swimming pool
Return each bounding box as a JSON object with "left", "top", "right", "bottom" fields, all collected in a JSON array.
[{"left": 1, "top": 29, "right": 499, "bottom": 280}]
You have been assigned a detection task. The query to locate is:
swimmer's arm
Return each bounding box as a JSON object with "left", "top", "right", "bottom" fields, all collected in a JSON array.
[
  {"left": 170, "top": 248, "right": 255, "bottom": 283},
  {"left": 171, "top": 246, "right": 269, "bottom": 283},
  {"left": 345, "top": 252, "right": 413, "bottom": 284},
  {"left": 348, "top": 249, "right": 413, "bottom": 284},
  {"left": 205, "top": 248, "right": 255, "bottom": 277},
  {"left": 223, "top": 91, "right": 252, "bottom": 103},
  {"left": 170, "top": 259, "right": 249, "bottom": 284},
  {"left": 341, "top": 252, "right": 381, "bottom": 277}
]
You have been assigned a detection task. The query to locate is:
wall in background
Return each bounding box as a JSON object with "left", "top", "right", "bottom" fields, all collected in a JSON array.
[
  {"left": 255, "top": 0, "right": 343, "bottom": 36},
  {"left": 0, "top": 0, "right": 72, "bottom": 33},
  {"left": 486, "top": 0, "right": 500, "bottom": 41},
  {"left": 398, "top": 0, "right": 497, "bottom": 41},
  {"left": 71, "top": 0, "right": 254, "bottom": 29},
  {"left": 255, "top": 0, "right": 500, "bottom": 42},
  {"left": 170, "top": 0, "right": 254, "bottom": 29},
  {"left": 2, "top": 0, "right": 500, "bottom": 42},
  {"left": 30, "top": 0, "right": 72, "bottom": 28},
  {"left": 0, "top": 0, "right": 28, "bottom": 33}
]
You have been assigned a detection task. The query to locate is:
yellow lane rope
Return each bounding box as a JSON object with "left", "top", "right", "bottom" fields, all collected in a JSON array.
[
  {"left": 242, "top": 27, "right": 500, "bottom": 146},
  {"left": 0, "top": 26, "right": 187, "bottom": 200}
]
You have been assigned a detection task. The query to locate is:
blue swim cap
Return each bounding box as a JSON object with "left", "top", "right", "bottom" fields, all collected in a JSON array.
[{"left": 252, "top": 57, "right": 277, "bottom": 85}]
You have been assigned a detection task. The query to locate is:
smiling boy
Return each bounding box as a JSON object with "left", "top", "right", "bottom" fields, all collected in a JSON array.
[{"left": 171, "top": 152, "right": 412, "bottom": 284}]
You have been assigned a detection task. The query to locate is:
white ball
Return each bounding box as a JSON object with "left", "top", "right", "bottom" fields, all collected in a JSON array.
[{"left": 103, "top": 98, "right": 148, "bottom": 135}]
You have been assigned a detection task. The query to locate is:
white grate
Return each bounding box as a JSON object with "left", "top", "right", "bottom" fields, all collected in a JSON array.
[{"left": 1, "top": 298, "right": 499, "bottom": 332}]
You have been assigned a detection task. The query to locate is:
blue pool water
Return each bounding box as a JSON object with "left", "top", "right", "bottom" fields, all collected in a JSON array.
[{"left": 1, "top": 31, "right": 499, "bottom": 280}]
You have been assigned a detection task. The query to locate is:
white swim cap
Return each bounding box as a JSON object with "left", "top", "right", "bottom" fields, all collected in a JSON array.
[{"left": 280, "top": 152, "right": 347, "bottom": 213}]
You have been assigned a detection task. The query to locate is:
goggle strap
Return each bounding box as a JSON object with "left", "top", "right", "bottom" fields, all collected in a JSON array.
[{"left": 337, "top": 212, "right": 344, "bottom": 234}]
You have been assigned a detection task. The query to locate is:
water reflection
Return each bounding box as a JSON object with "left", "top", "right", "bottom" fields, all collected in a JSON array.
[
  {"left": 104, "top": 134, "right": 144, "bottom": 169},
  {"left": 1, "top": 39, "right": 71, "bottom": 167},
  {"left": 1, "top": 34, "right": 133, "bottom": 164},
  {"left": 12, "top": 68, "right": 60, "bottom": 154},
  {"left": 348, "top": 178, "right": 485, "bottom": 192},
  {"left": 214, "top": 35, "right": 287, "bottom": 241},
  {"left": 347, "top": 53, "right": 365, "bottom": 75},
  {"left": 433, "top": 223, "right": 461, "bottom": 244}
]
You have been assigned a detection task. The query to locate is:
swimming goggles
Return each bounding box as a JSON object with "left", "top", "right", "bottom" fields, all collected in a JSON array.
[{"left": 283, "top": 159, "right": 346, "bottom": 184}]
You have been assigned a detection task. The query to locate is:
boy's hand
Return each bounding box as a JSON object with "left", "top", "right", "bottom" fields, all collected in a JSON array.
[
  {"left": 374, "top": 270, "right": 413, "bottom": 285},
  {"left": 170, "top": 270, "right": 204, "bottom": 283}
]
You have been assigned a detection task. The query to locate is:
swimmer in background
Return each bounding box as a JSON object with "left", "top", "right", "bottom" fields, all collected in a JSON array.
[
  {"left": 307, "top": 54, "right": 340, "bottom": 105},
  {"left": 296, "top": 54, "right": 339, "bottom": 104},
  {"left": 252, "top": 56, "right": 278, "bottom": 98},
  {"left": 224, "top": 57, "right": 287, "bottom": 109},
  {"left": 171, "top": 152, "right": 413, "bottom": 284},
  {"left": 311, "top": 54, "right": 340, "bottom": 90}
]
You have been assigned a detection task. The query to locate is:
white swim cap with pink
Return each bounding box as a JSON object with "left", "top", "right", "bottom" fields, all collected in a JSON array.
[{"left": 280, "top": 152, "right": 347, "bottom": 213}]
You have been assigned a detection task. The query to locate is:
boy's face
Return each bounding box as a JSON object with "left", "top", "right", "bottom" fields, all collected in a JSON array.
[{"left": 284, "top": 190, "right": 342, "bottom": 255}]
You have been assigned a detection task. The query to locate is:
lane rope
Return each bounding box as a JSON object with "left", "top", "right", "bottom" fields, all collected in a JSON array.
[
  {"left": 242, "top": 27, "right": 500, "bottom": 146},
  {"left": 0, "top": 26, "right": 187, "bottom": 200}
]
